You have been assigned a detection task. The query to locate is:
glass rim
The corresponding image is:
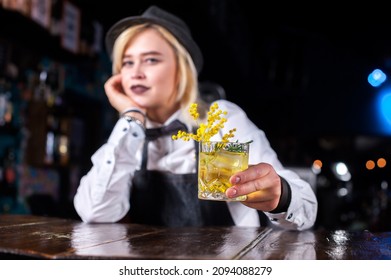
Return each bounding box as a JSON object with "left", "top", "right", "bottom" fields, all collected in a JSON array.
[{"left": 199, "top": 140, "right": 250, "bottom": 145}]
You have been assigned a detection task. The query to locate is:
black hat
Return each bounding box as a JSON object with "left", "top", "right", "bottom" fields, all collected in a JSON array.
[{"left": 105, "top": 5, "right": 203, "bottom": 73}]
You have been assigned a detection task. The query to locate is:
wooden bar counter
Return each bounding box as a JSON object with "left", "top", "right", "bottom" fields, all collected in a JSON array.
[{"left": 0, "top": 214, "right": 390, "bottom": 260}]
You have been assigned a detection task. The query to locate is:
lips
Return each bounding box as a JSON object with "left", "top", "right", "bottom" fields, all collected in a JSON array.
[{"left": 131, "top": 85, "right": 150, "bottom": 94}]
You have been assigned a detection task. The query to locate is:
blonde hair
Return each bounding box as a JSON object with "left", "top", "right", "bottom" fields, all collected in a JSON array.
[{"left": 111, "top": 23, "right": 207, "bottom": 124}]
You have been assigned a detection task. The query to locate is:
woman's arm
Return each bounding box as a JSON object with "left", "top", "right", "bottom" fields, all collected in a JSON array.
[
  {"left": 73, "top": 118, "right": 145, "bottom": 223},
  {"left": 216, "top": 100, "right": 318, "bottom": 230}
]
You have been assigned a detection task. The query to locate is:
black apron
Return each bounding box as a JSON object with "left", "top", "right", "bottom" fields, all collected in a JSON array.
[{"left": 128, "top": 122, "right": 235, "bottom": 227}]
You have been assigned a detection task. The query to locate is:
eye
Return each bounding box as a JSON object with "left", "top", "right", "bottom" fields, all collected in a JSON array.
[
  {"left": 121, "top": 59, "right": 134, "bottom": 67},
  {"left": 145, "top": 57, "right": 160, "bottom": 64}
]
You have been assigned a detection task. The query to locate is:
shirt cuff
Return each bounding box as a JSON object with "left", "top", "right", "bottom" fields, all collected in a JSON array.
[
  {"left": 107, "top": 117, "right": 145, "bottom": 145},
  {"left": 268, "top": 176, "right": 292, "bottom": 213}
]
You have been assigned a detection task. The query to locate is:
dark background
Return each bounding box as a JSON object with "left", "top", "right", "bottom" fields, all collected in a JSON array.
[{"left": 2, "top": 1, "right": 391, "bottom": 231}]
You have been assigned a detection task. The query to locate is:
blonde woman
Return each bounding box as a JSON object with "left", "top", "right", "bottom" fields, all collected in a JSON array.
[{"left": 74, "top": 6, "right": 317, "bottom": 230}]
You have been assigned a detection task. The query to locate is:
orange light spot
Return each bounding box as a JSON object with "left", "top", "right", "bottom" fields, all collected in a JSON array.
[{"left": 366, "top": 160, "right": 375, "bottom": 170}]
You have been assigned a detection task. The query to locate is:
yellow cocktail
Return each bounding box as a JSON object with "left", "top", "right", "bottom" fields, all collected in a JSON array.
[{"left": 198, "top": 141, "right": 249, "bottom": 201}]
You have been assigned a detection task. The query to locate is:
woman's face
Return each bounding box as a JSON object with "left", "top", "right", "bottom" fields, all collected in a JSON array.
[{"left": 120, "top": 28, "right": 179, "bottom": 121}]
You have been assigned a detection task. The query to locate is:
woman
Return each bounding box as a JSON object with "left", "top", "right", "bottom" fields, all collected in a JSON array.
[{"left": 73, "top": 5, "right": 317, "bottom": 230}]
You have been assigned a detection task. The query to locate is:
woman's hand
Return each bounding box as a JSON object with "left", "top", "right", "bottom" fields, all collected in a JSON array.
[
  {"left": 104, "top": 74, "right": 144, "bottom": 113},
  {"left": 226, "top": 163, "right": 282, "bottom": 212}
]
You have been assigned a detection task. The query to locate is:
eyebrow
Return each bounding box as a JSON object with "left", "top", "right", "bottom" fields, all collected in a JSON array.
[{"left": 123, "top": 51, "right": 164, "bottom": 59}]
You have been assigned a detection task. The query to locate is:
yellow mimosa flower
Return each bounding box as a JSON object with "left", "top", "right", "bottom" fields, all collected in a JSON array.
[{"left": 172, "top": 102, "right": 235, "bottom": 142}]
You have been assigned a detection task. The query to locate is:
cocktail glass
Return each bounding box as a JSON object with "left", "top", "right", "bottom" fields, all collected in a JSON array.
[{"left": 198, "top": 141, "right": 250, "bottom": 201}]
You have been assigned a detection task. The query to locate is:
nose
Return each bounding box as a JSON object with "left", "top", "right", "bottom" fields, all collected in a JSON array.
[
  {"left": 131, "top": 63, "right": 145, "bottom": 79},
  {"left": 131, "top": 72, "right": 145, "bottom": 79}
]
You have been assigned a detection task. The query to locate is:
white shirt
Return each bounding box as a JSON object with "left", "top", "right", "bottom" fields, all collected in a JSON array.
[{"left": 74, "top": 100, "right": 318, "bottom": 230}]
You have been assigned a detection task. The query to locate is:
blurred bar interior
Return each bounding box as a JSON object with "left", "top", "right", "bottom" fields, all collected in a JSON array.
[{"left": 1, "top": 0, "right": 391, "bottom": 232}]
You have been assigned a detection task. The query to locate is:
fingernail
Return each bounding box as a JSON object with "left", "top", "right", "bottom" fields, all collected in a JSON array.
[
  {"left": 233, "top": 176, "right": 240, "bottom": 184},
  {"left": 227, "top": 187, "right": 237, "bottom": 197}
]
